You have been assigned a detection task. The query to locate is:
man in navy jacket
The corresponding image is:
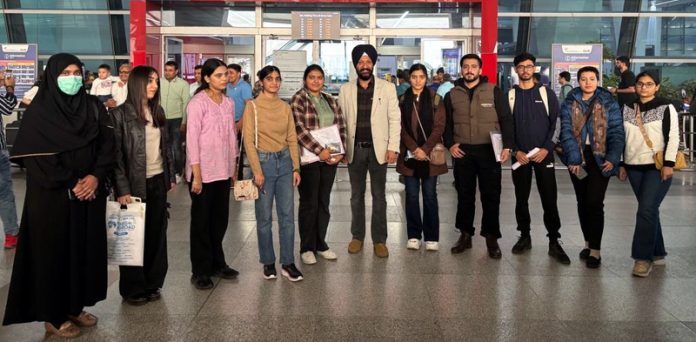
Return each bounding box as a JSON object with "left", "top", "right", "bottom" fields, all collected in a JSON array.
[{"left": 508, "top": 53, "right": 570, "bottom": 264}]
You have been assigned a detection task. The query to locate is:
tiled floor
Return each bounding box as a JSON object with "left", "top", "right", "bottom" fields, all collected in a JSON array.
[{"left": 1, "top": 167, "right": 696, "bottom": 341}]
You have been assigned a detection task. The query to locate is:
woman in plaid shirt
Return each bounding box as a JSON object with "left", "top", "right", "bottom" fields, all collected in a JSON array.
[{"left": 290, "top": 65, "right": 346, "bottom": 265}]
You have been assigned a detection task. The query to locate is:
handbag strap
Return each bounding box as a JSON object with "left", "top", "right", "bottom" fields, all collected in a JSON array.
[
  {"left": 633, "top": 103, "right": 655, "bottom": 151},
  {"left": 234, "top": 101, "right": 259, "bottom": 180},
  {"left": 412, "top": 100, "right": 443, "bottom": 146}
]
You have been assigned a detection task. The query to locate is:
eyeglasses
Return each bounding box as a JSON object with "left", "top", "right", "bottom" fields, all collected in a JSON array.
[
  {"left": 636, "top": 82, "right": 656, "bottom": 88},
  {"left": 515, "top": 65, "right": 535, "bottom": 71}
]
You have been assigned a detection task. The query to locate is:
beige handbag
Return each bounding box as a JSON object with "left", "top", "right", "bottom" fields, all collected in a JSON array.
[
  {"left": 233, "top": 101, "right": 260, "bottom": 201},
  {"left": 633, "top": 104, "right": 687, "bottom": 171},
  {"left": 413, "top": 102, "right": 446, "bottom": 166}
]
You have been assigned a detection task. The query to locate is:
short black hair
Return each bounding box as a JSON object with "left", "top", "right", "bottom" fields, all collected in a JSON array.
[
  {"left": 513, "top": 52, "right": 536, "bottom": 66},
  {"left": 577, "top": 66, "right": 600, "bottom": 80},
  {"left": 559, "top": 71, "right": 571, "bottom": 82},
  {"left": 460, "top": 54, "right": 482, "bottom": 68},
  {"left": 227, "top": 64, "right": 242, "bottom": 73},
  {"left": 636, "top": 70, "right": 661, "bottom": 86},
  {"left": 164, "top": 60, "right": 178, "bottom": 70},
  {"left": 98, "top": 64, "right": 111, "bottom": 71},
  {"left": 436, "top": 67, "right": 445, "bottom": 74},
  {"left": 616, "top": 56, "right": 630, "bottom": 67},
  {"left": 193, "top": 64, "right": 202, "bottom": 71}
]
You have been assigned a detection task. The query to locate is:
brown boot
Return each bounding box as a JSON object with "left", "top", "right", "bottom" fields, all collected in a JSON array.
[
  {"left": 451, "top": 232, "right": 472, "bottom": 254},
  {"left": 348, "top": 239, "right": 363, "bottom": 254},
  {"left": 374, "top": 243, "right": 389, "bottom": 258}
]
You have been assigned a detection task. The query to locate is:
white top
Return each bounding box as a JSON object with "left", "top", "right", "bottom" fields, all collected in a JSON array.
[
  {"left": 111, "top": 81, "right": 128, "bottom": 106},
  {"left": 90, "top": 76, "right": 120, "bottom": 96},
  {"left": 22, "top": 86, "right": 39, "bottom": 102},
  {"left": 622, "top": 103, "right": 680, "bottom": 166},
  {"left": 189, "top": 82, "right": 200, "bottom": 96},
  {"left": 145, "top": 108, "right": 164, "bottom": 178}
]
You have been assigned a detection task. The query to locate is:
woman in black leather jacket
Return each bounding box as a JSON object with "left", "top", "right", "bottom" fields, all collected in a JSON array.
[{"left": 111, "top": 65, "right": 175, "bottom": 305}]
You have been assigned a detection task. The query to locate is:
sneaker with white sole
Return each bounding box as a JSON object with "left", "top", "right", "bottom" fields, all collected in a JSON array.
[
  {"left": 653, "top": 256, "right": 666, "bottom": 266},
  {"left": 263, "top": 264, "right": 277, "bottom": 280},
  {"left": 317, "top": 249, "right": 337, "bottom": 260},
  {"left": 425, "top": 241, "right": 439, "bottom": 251},
  {"left": 632, "top": 260, "right": 653, "bottom": 277},
  {"left": 281, "top": 263, "right": 304, "bottom": 282},
  {"left": 406, "top": 239, "right": 421, "bottom": 250},
  {"left": 301, "top": 251, "right": 317, "bottom": 265}
]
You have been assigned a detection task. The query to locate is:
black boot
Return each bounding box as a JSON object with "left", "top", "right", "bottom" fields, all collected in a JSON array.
[
  {"left": 548, "top": 240, "right": 571, "bottom": 265},
  {"left": 485, "top": 236, "right": 502, "bottom": 259},
  {"left": 511, "top": 235, "right": 532, "bottom": 254},
  {"left": 451, "top": 232, "right": 472, "bottom": 254}
]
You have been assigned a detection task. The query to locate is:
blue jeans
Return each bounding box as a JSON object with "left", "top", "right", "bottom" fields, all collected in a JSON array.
[
  {"left": 404, "top": 176, "right": 439, "bottom": 241},
  {"left": 255, "top": 148, "right": 295, "bottom": 265},
  {"left": 0, "top": 150, "right": 18, "bottom": 236},
  {"left": 627, "top": 168, "right": 671, "bottom": 261}
]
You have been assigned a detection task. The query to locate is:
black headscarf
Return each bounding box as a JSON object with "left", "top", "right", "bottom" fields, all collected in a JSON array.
[
  {"left": 11, "top": 53, "right": 99, "bottom": 160},
  {"left": 351, "top": 44, "right": 378, "bottom": 69}
]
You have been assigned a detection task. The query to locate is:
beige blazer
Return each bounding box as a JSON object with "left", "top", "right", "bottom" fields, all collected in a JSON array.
[{"left": 338, "top": 77, "right": 401, "bottom": 164}]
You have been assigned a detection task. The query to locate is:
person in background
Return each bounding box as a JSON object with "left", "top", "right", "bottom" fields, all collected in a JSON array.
[
  {"left": 338, "top": 44, "right": 401, "bottom": 258},
  {"left": 396, "top": 69, "right": 411, "bottom": 97},
  {"left": 226, "top": 63, "right": 253, "bottom": 180},
  {"left": 558, "top": 71, "right": 573, "bottom": 102},
  {"left": 428, "top": 67, "right": 445, "bottom": 93},
  {"left": 559, "top": 66, "right": 625, "bottom": 269},
  {"left": 160, "top": 60, "right": 190, "bottom": 181},
  {"left": 243, "top": 65, "right": 303, "bottom": 281},
  {"left": 397, "top": 63, "right": 447, "bottom": 252},
  {"left": 109, "top": 63, "right": 131, "bottom": 108},
  {"left": 0, "top": 71, "right": 19, "bottom": 249},
  {"left": 508, "top": 53, "right": 569, "bottom": 264},
  {"left": 20, "top": 75, "right": 42, "bottom": 107},
  {"left": 3, "top": 53, "right": 115, "bottom": 338},
  {"left": 434, "top": 73, "right": 454, "bottom": 108},
  {"left": 189, "top": 65, "right": 202, "bottom": 97},
  {"left": 112, "top": 65, "right": 176, "bottom": 305},
  {"left": 618, "top": 71, "right": 680, "bottom": 277},
  {"left": 445, "top": 54, "right": 513, "bottom": 259},
  {"left": 186, "top": 58, "right": 240, "bottom": 290},
  {"left": 611, "top": 56, "right": 638, "bottom": 108},
  {"left": 84, "top": 72, "right": 95, "bottom": 93},
  {"left": 291, "top": 64, "right": 345, "bottom": 265},
  {"left": 90, "top": 63, "right": 118, "bottom": 104}
]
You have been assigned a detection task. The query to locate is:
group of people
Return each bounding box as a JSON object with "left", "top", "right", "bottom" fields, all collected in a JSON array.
[{"left": 0, "top": 45, "right": 681, "bottom": 338}]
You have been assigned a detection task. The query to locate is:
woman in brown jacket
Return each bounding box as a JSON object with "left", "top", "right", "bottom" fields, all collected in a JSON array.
[{"left": 396, "top": 63, "right": 447, "bottom": 251}]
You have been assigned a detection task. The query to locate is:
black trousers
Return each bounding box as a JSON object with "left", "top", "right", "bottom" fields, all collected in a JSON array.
[
  {"left": 189, "top": 178, "right": 231, "bottom": 276},
  {"left": 453, "top": 144, "right": 502, "bottom": 239},
  {"left": 569, "top": 147, "right": 611, "bottom": 250},
  {"left": 298, "top": 162, "right": 337, "bottom": 253},
  {"left": 511, "top": 160, "right": 562, "bottom": 239},
  {"left": 119, "top": 174, "right": 169, "bottom": 298}
]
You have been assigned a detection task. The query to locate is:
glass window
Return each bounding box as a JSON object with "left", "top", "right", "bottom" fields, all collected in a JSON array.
[
  {"left": 160, "top": 3, "right": 255, "bottom": 27},
  {"left": 532, "top": 0, "right": 638, "bottom": 12},
  {"left": 19, "top": 14, "right": 114, "bottom": 55},
  {"left": 498, "top": 17, "right": 521, "bottom": 56},
  {"left": 263, "top": 3, "right": 368, "bottom": 29},
  {"left": 635, "top": 17, "right": 696, "bottom": 57},
  {"left": 499, "top": 0, "right": 524, "bottom": 12},
  {"left": 632, "top": 62, "right": 696, "bottom": 87},
  {"left": 0, "top": 15, "right": 7, "bottom": 43},
  {"left": 319, "top": 40, "right": 366, "bottom": 94},
  {"left": 642, "top": 0, "right": 696, "bottom": 12},
  {"left": 9, "top": 0, "right": 109, "bottom": 9},
  {"left": 528, "top": 17, "right": 623, "bottom": 58},
  {"left": 376, "top": 3, "right": 473, "bottom": 29}
]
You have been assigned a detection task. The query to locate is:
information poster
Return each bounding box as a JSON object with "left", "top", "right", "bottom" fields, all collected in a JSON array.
[
  {"left": 0, "top": 44, "right": 38, "bottom": 99},
  {"left": 291, "top": 12, "right": 341, "bottom": 40},
  {"left": 376, "top": 55, "right": 397, "bottom": 81},
  {"left": 272, "top": 50, "right": 307, "bottom": 99},
  {"left": 551, "top": 44, "right": 603, "bottom": 96},
  {"left": 442, "top": 48, "right": 461, "bottom": 76}
]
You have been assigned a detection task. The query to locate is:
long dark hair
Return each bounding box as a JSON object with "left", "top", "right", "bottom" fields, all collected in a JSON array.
[
  {"left": 194, "top": 58, "right": 226, "bottom": 95},
  {"left": 401, "top": 63, "right": 434, "bottom": 143},
  {"left": 126, "top": 65, "right": 165, "bottom": 127}
]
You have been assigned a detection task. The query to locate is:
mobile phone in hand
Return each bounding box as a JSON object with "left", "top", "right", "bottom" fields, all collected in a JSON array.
[{"left": 576, "top": 166, "right": 588, "bottom": 180}]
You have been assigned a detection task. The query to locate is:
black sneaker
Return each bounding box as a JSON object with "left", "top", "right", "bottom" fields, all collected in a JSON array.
[
  {"left": 281, "top": 263, "right": 304, "bottom": 282},
  {"left": 123, "top": 293, "right": 148, "bottom": 306},
  {"left": 215, "top": 265, "right": 240, "bottom": 280},
  {"left": 579, "top": 248, "right": 591, "bottom": 260},
  {"left": 263, "top": 264, "right": 277, "bottom": 280},
  {"left": 586, "top": 256, "right": 602, "bottom": 269},
  {"left": 548, "top": 240, "right": 571, "bottom": 265},
  {"left": 190, "top": 275, "right": 214, "bottom": 290},
  {"left": 146, "top": 288, "right": 162, "bottom": 302},
  {"left": 511, "top": 235, "right": 532, "bottom": 254}
]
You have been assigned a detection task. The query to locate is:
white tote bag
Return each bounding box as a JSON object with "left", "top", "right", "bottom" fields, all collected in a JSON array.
[{"left": 106, "top": 197, "right": 146, "bottom": 266}]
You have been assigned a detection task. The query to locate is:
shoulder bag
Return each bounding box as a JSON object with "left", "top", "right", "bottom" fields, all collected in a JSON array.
[{"left": 633, "top": 104, "right": 687, "bottom": 170}]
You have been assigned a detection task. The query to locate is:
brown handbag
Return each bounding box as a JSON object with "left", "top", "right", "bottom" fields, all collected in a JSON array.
[
  {"left": 633, "top": 104, "right": 687, "bottom": 170},
  {"left": 413, "top": 102, "right": 446, "bottom": 166}
]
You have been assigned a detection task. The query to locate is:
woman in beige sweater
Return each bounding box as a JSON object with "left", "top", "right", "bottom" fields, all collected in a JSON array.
[{"left": 242, "top": 65, "right": 303, "bottom": 282}]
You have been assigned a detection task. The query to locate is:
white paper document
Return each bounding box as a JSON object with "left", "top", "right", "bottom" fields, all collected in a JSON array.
[
  {"left": 300, "top": 124, "right": 345, "bottom": 165},
  {"left": 511, "top": 147, "right": 541, "bottom": 170},
  {"left": 490, "top": 131, "right": 503, "bottom": 162}
]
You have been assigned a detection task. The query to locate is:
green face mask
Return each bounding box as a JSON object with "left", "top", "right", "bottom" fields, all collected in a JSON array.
[{"left": 57, "top": 75, "right": 83, "bottom": 95}]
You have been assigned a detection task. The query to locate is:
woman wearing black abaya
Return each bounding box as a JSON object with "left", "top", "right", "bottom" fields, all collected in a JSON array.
[{"left": 3, "top": 53, "right": 115, "bottom": 338}]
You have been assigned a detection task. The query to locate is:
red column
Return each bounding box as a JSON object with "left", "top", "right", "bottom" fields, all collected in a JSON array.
[
  {"left": 480, "top": 0, "right": 498, "bottom": 85},
  {"left": 130, "top": 0, "right": 147, "bottom": 66}
]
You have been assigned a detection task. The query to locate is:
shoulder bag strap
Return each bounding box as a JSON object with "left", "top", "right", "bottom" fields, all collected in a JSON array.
[
  {"left": 413, "top": 101, "right": 443, "bottom": 146},
  {"left": 633, "top": 103, "right": 655, "bottom": 151},
  {"left": 250, "top": 100, "right": 258, "bottom": 149}
]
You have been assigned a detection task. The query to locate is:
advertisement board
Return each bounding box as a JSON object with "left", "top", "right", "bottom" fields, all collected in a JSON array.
[
  {"left": 551, "top": 44, "right": 603, "bottom": 96},
  {"left": 0, "top": 44, "right": 38, "bottom": 99}
]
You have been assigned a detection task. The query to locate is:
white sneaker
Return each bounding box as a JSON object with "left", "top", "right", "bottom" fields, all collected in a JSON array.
[
  {"left": 653, "top": 256, "right": 666, "bottom": 266},
  {"left": 406, "top": 239, "right": 421, "bottom": 250},
  {"left": 301, "top": 251, "right": 317, "bottom": 265},
  {"left": 425, "top": 241, "right": 439, "bottom": 251},
  {"left": 175, "top": 174, "right": 183, "bottom": 184},
  {"left": 317, "top": 249, "right": 337, "bottom": 260}
]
